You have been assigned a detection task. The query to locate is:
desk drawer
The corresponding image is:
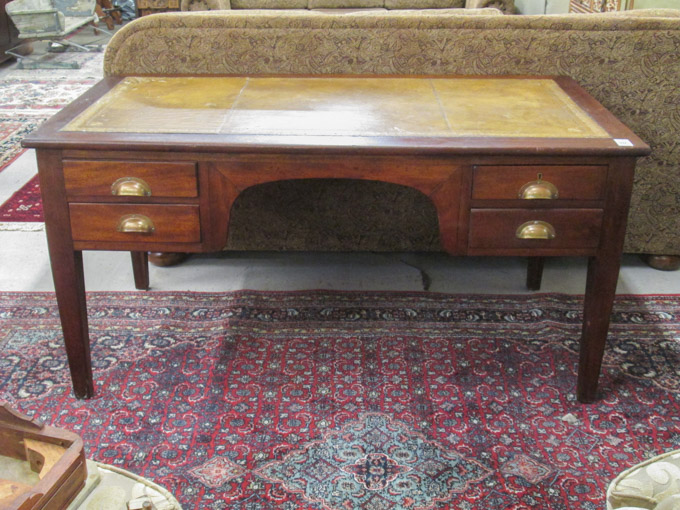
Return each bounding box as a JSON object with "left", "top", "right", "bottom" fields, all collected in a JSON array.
[
  {"left": 70, "top": 204, "right": 201, "bottom": 243},
  {"left": 472, "top": 165, "right": 607, "bottom": 200},
  {"left": 469, "top": 209, "right": 603, "bottom": 249},
  {"left": 63, "top": 160, "right": 198, "bottom": 198}
]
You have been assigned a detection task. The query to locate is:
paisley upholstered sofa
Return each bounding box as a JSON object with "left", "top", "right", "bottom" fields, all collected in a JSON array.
[
  {"left": 179, "top": 0, "right": 514, "bottom": 15},
  {"left": 104, "top": 9, "right": 680, "bottom": 260}
]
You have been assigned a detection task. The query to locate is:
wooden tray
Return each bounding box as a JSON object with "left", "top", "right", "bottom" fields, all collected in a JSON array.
[{"left": 0, "top": 404, "right": 87, "bottom": 510}]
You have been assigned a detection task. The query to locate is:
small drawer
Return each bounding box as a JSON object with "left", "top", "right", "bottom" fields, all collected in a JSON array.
[
  {"left": 63, "top": 160, "right": 198, "bottom": 198},
  {"left": 468, "top": 209, "right": 603, "bottom": 249},
  {"left": 472, "top": 165, "right": 607, "bottom": 201},
  {"left": 70, "top": 204, "right": 200, "bottom": 243}
]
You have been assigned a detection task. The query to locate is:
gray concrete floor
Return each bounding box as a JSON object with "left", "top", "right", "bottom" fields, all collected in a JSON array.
[{"left": 1, "top": 231, "right": 678, "bottom": 294}]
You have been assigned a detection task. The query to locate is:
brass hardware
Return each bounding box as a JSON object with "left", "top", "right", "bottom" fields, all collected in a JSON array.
[
  {"left": 116, "top": 214, "right": 155, "bottom": 234},
  {"left": 516, "top": 220, "right": 556, "bottom": 240},
  {"left": 111, "top": 177, "right": 151, "bottom": 197},
  {"left": 518, "top": 173, "right": 558, "bottom": 200}
]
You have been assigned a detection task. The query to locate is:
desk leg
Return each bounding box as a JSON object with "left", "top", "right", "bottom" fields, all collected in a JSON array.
[
  {"left": 51, "top": 250, "right": 94, "bottom": 399},
  {"left": 38, "top": 150, "right": 94, "bottom": 399},
  {"left": 577, "top": 254, "right": 621, "bottom": 403},
  {"left": 526, "top": 257, "right": 544, "bottom": 291},
  {"left": 131, "top": 251, "right": 150, "bottom": 290},
  {"left": 576, "top": 158, "right": 635, "bottom": 403}
]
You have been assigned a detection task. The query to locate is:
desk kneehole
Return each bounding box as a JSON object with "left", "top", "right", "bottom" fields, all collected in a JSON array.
[
  {"left": 468, "top": 208, "right": 604, "bottom": 250},
  {"left": 69, "top": 203, "right": 201, "bottom": 243}
]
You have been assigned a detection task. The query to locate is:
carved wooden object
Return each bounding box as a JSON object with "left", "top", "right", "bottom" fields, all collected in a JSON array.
[{"left": 0, "top": 404, "right": 87, "bottom": 510}]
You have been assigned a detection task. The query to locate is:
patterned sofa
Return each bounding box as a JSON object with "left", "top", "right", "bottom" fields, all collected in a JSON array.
[
  {"left": 179, "top": 0, "right": 514, "bottom": 15},
  {"left": 137, "top": 0, "right": 513, "bottom": 22},
  {"left": 104, "top": 9, "right": 680, "bottom": 258}
]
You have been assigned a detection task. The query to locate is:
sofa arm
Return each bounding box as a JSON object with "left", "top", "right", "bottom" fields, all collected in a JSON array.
[{"left": 181, "top": 0, "right": 230, "bottom": 10}]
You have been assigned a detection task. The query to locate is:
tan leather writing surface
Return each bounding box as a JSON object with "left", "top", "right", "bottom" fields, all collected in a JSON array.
[{"left": 63, "top": 76, "right": 610, "bottom": 139}]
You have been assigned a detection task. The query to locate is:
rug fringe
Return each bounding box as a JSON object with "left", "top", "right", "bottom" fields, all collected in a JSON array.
[{"left": 0, "top": 222, "right": 45, "bottom": 232}]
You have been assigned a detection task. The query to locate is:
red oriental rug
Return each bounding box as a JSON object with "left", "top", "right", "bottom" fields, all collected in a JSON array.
[
  {"left": 0, "top": 76, "right": 100, "bottom": 171},
  {"left": 1, "top": 290, "right": 679, "bottom": 509},
  {"left": 0, "top": 53, "right": 103, "bottom": 224},
  {"left": 0, "top": 174, "right": 43, "bottom": 221},
  {"left": 0, "top": 113, "right": 49, "bottom": 172}
]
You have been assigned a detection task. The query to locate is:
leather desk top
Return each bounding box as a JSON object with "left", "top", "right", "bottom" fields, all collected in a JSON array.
[{"left": 63, "top": 76, "right": 609, "bottom": 139}]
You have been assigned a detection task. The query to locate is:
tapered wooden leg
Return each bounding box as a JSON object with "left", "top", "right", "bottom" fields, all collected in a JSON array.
[
  {"left": 38, "top": 150, "right": 94, "bottom": 399},
  {"left": 131, "top": 251, "right": 150, "bottom": 290},
  {"left": 51, "top": 251, "right": 94, "bottom": 399},
  {"left": 577, "top": 254, "right": 621, "bottom": 403},
  {"left": 576, "top": 158, "right": 636, "bottom": 403},
  {"left": 526, "top": 257, "right": 544, "bottom": 291}
]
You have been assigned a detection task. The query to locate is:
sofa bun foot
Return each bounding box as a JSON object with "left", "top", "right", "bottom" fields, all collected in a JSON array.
[
  {"left": 641, "top": 254, "right": 680, "bottom": 271},
  {"left": 148, "top": 252, "right": 191, "bottom": 267}
]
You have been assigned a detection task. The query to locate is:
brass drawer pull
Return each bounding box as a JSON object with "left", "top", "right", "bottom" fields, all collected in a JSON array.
[
  {"left": 116, "top": 214, "right": 155, "bottom": 234},
  {"left": 518, "top": 173, "right": 558, "bottom": 200},
  {"left": 111, "top": 177, "right": 152, "bottom": 197},
  {"left": 516, "top": 220, "right": 556, "bottom": 240}
]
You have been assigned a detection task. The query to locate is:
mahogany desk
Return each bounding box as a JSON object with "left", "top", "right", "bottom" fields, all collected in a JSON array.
[{"left": 23, "top": 75, "right": 650, "bottom": 402}]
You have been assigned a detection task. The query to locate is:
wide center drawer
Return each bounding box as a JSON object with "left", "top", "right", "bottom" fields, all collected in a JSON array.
[
  {"left": 469, "top": 209, "right": 603, "bottom": 250},
  {"left": 63, "top": 160, "right": 198, "bottom": 198},
  {"left": 69, "top": 204, "right": 201, "bottom": 243}
]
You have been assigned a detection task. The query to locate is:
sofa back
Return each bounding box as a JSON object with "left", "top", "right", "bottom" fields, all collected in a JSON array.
[
  {"left": 104, "top": 9, "right": 680, "bottom": 254},
  {"left": 227, "top": 0, "right": 465, "bottom": 10}
]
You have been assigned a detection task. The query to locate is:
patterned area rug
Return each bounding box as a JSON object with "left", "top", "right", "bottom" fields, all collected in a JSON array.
[
  {"left": 0, "top": 175, "right": 42, "bottom": 221},
  {"left": 0, "top": 50, "right": 104, "bottom": 226},
  {"left": 1, "top": 291, "right": 679, "bottom": 509}
]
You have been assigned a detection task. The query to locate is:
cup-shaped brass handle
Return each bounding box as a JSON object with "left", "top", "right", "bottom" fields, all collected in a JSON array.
[
  {"left": 111, "top": 177, "right": 151, "bottom": 197},
  {"left": 516, "top": 220, "right": 556, "bottom": 240},
  {"left": 518, "top": 180, "right": 558, "bottom": 200},
  {"left": 116, "top": 214, "right": 155, "bottom": 234}
]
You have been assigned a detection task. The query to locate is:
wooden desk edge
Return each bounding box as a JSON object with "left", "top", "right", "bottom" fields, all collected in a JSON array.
[{"left": 22, "top": 74, "right": 650, "bottom": 157}]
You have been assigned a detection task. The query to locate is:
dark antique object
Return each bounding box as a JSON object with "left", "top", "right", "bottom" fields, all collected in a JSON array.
[
  {"left": 4, "top": 0, "right": 112, "bottom": 69},
  {"left": 0, "top": 0, "right": 21, "bottom": 63},
  {"left": 0, "top": 404, "right": 87, "bottom": 509},
  {"left": 22, "top": 75, "right": 650, "bottom": 403}
]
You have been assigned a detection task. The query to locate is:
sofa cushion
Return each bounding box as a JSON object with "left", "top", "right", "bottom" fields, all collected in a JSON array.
[
  {"left": 231, "top": 0, "right": 307, "bottom": 8},
  {"left": 384, "top": 0, "right": 464, "bottom": 9},
  {"left": 311, "top": 7, "right": 388, "bottom": 12},
  {"left": 308, "top": 0, "right": 383, "bottom": 9},
  {"left": 181, "top": 0, "right": 230, "bottom": 10}
]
